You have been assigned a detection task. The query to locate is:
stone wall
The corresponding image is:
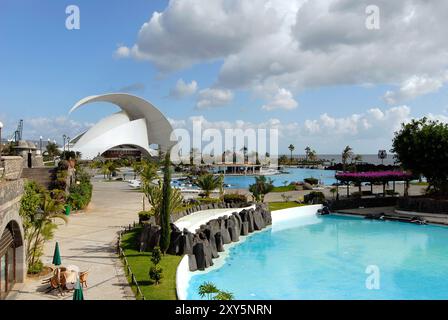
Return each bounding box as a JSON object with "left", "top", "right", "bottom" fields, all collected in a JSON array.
[
  {"left": 1, "top": 156, "right": 24, "bottom": 180},
  {"left": 139, "top": 204, "right": 272, "bottom": 272},
  {"left": 0, "top": 178, "right": 26, "bottom": 283}
]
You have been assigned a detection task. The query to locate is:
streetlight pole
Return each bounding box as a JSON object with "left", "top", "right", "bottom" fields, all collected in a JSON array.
[
  {"left": 63, "top": 134, "right": 66, "bottom": 153},
  {"left": 67, "top": 137, "right": 71, "bottom": 152},
  {"left": 39, "top": 136, "right": 43, "bottom": 154}
]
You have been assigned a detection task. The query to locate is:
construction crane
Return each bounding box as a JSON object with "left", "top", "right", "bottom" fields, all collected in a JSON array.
[{"left": 8, "top": 119, "right": 23, "bottom": 142}]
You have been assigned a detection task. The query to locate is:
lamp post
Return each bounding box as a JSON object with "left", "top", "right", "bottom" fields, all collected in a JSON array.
[
  {"left": 67, "top": 137, "right": 71, "bottom": 152},
  {"left": 63, "top": 134, "right": 67, "bottom": 153},
  {"left": 39, "top": 136, "right": 43, "bottom": 154},
  {"left": 0, "top": 121, "right": 3, "bottom": 161}
]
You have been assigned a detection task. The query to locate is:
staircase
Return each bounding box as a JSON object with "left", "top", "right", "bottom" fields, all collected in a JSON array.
[{"left": 21, "top": 167, "right": 55, "bottom": 189}]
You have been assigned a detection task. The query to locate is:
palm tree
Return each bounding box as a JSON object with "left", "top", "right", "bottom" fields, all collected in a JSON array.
[
  {"left": 131, "top": 161, "right": 143, "bottom": 180},
  {"left": 101, "top": 161, "right": 119, "bottom": 180},
  {"left": 28, "top": 192, "right": 68, "bottom": 268},
  {"left": 305, "top": 146, "right": 311, "bottom": 162},
  {"left": 214, "top": 291, "right": 234, "bottom": 300},
  {"left": 198, "top": 282, "right": 219, "bottom": 300},
  {"left": 341, "top": 146, "right": 353, "bottom": 172},
  {"left": 194, "top": 174, "right": 223, "bottom": 198},
  {"left": 140, "top": 161, "right": 158, "bottom": 187},
  {"left": 142, "top": 181, "right": 183, "bottom": 225},
  {"left": 45, "top": 142, "right": 60, "bottom": 160},
  {"left": 240, "top": 146, "right": 248, "bottom": 163},
  {"left": 288, "top": 144, "right": 295, "bottom": 164},
  {"left": 353, "top": 154, "right": 363, "bottom": 163},
  {"left": 308, "top": 149, "right": 317, "bottom": 162},
  {"left": 249, "top": 176, "right": 274, "bottom": 202}
]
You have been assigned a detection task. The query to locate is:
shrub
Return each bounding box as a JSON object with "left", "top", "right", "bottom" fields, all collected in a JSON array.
[
  {"left": 304, "top": 191, "right": 325, "bottom": 204},
  {"left": 151, "top": 247, "right": 162, "bottom": 265},
  {"left": 304, "top": 177, "right": 318, "bottom": 185},
  {"left": 138, "top": 210, "right": 153, "bottom": 223},
  {"left": 223, "top": 193, "right": 247, "bottom": 205},
  {"left": 28, "top": 260, "right": 44, "bottom": 274},
  {"left": 149, "top": 266, "right": 163, "bottom": 285},
  {"left": 67, "top": 180, "right": 92, "bottom": 210}
]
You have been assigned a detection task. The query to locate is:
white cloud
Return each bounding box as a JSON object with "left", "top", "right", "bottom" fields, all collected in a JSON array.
[
  {"left": 114, "top": 46, "right": 131, "bottom": 58},
  {"left": 196, "top": 88, "right": 233, "bottom": 109},
  {"left": 23, "top": 117, "right": 94, "bottom": 143},
  {"left": 167, "top": 105, "right": 441, "bottom": 153},
  {"left": 384, "top": 74, "right": 447, "bottom": 104},
  {"left": 169, "top": 79, "right": 198, "bottom": 99},
  {"left": 261, "top": 88, "right": 298, "bottom": 111},
  {"left": 117, "top": 0, "right": 448, "bottom": 104}
]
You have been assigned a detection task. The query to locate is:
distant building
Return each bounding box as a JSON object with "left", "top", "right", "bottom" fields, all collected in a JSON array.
[{"left": 69, "top": 93, "right": 174, "bottom": 160}]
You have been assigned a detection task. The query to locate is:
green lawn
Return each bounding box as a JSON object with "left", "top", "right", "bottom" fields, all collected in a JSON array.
[
  {"left": 271, "top": 185, "right": 296, "bottom": 192},
  {"left": 268, "top": 201, "right": 304, "bottom": 211},
  {"left": 120, "top": 227, "right": 183, "bottom": 300},
  {"left": 410, "top": 181, "right": 429, "bottom": 186}
]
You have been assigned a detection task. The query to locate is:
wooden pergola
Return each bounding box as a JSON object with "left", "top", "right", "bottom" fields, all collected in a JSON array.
[{"left": 334, "top": 171, "right": 415, "bottom": 198}]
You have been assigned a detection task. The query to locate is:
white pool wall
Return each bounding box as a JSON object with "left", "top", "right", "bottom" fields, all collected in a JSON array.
[{"left": 176, "top": 204, "right": 323, "bottom": 300}]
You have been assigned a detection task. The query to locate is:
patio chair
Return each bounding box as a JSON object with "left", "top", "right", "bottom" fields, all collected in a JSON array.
[
  {"left": 79, "top": 271, "right": 89, "bottom": 288},
  {"left": 46, "top": 275, "right": 64, "bottom": 296}
]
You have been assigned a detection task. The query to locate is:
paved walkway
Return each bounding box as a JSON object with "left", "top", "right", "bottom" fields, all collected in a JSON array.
[{"left": 10, "top": 179, "right": 141, "bottom": 300}]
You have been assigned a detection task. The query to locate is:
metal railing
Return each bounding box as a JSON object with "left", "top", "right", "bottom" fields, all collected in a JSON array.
[{"left": 117, "top": 222, "right": 146, "bottom": 300}]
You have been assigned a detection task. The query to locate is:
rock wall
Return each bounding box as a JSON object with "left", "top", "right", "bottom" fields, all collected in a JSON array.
[
  {"left": 139, "top": 204, "right": 271, "bottom": 272},
  {"left": 1, "top": 156, "right": 24, "bottom": 180}
]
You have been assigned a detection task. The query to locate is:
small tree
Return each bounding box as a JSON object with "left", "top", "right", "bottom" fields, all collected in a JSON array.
[
  {"left": 249, "top": 176, "right": 274, "bottom": 202},
  {"left": 288, "top": 144, "right": 295, "bottom": 164},
  {"left": 20, "top": 182, "right": 68, "bottom": 272},
  {"left": 151, "top": 246, "right": 162, "bottom": 265},
  {"left": 140, "top": 160, "right": 158, "bottom": 187},
  {"left": 194, "top": 173, "right": 222, "bottom": 198},
  {"left": 149, "top": 266, "right": 163, "bottom": 285},
  {"left": 392, "top": 118, "right": 448, "bottom": 195},
  {"left": 149, "top": 246, "right": 163, "bottom": 285},
  {"left": 341, "top": 146, "right": 353, "bottom": 172}
]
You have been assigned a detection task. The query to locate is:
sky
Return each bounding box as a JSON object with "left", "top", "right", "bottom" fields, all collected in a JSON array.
[{"left": 1, "top": 0, "right": 448, "bottom": 154}]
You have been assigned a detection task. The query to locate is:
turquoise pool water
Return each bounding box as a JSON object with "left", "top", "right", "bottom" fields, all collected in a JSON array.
[
  {"left": 186, "top": 214, "right": 448, "bottom": 300},
  {"left": 224, "top": 168, "right": 337, "bottom": 189}
]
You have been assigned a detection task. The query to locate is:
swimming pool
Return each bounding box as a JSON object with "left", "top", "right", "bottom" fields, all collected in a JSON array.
[
  {"left": 224, "top": 167, "right": 337, "bottom": 189},
  {"left": 186, "top": 210, "right": 448, "bottom": 300}
]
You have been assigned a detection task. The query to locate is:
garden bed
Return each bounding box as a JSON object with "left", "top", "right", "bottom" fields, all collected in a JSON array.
[{"left": 120, "top": 227, "right": 182, "bottom": 300}]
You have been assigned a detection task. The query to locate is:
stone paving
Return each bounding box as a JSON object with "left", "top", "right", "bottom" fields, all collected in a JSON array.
[{"left": 9, "top": 179, "right": 141, "bottom": 300}]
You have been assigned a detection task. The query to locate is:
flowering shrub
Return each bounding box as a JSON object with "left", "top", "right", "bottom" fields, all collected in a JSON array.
[{"left": 335, "top": 171, "right": 413, "bottom": 183}]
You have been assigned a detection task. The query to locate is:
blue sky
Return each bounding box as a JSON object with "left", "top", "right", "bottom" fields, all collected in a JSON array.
[{"left": 1, "top": 0, "right": 448, "bottom": 153}]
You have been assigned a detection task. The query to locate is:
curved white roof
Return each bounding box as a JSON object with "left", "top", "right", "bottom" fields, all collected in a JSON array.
[{"left": 69, "top": 93, "right": 175, "bottom": 159}]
